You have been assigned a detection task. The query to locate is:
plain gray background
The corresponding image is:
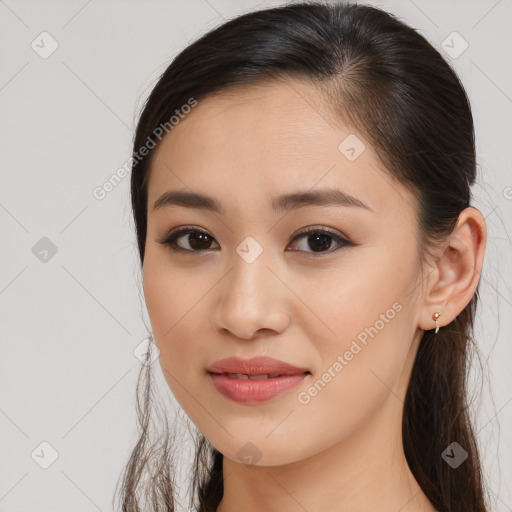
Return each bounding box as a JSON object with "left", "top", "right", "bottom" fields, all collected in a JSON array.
[{"left": 1, "top": 0, "right": 511, "bottom": 511}]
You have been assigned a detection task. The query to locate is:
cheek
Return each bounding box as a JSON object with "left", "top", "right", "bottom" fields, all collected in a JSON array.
[
  {"left": 289, "top": 281, "right": 413, "bottom": 454},
  {"left": 142, "top": 255, "right": 205, "bottom": 366},
  {"left": 143, "top": 248, "right": 198, "bottom": 328},
  {"left": 143, "top": 265, "right": 207, "bottom": 415},
  {"left": 297, "top": 248, "right": 418, "bottom": 387},
  {"left": 296, "top": 255, "right": 409, "bottom": 336}
]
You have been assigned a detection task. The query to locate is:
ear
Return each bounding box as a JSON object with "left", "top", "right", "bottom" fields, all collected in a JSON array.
[{"left": 418, "top": 206, "right": 487, "bottom": 332}]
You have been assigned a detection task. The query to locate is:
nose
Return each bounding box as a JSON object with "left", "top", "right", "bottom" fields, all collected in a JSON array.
[{"left": 213, "top": 251, "right": 292, "bottom": 340}]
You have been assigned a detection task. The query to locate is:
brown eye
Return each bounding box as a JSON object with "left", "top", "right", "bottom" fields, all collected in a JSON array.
[
  {"left": 288, "top": 228, "right": 352, "bottom": 255},
  {"left": 159, "top": 227, "right": 220, "bottom": 253},
  {"left": 158, "top": 225, "right": 352, "bottom": 256}
]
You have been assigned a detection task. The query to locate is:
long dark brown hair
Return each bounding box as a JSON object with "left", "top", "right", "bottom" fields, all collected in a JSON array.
[{"left": 114, "top": 2, "right": 491, "bottom": 511}]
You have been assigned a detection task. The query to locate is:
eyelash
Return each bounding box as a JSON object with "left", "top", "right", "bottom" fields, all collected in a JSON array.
[{"left": 157, "top": 225, "right": 353, "bottom": 256}]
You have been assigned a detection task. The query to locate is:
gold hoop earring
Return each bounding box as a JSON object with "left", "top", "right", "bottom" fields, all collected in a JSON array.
[{"left": 432, "top": 312, "right": 441, "bottom": 334}]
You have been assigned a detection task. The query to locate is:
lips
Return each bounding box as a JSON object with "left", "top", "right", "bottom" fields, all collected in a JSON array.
[
  {"left": 220, "top": 372, "right": 285, "bottom": 380},
  {"left": 207, "top": 356, "right": 310, "bottom": 377}
]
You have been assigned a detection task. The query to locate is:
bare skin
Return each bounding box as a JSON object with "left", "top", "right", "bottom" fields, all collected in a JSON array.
[{"left": 142, "top": 78, "right": 486, "bottom": 512}]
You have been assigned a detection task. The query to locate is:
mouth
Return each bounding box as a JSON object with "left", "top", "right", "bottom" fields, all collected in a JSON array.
[
  {"left": 208, "top": 370, "right": 312, "bottom": 403},
  {"left": 206, "top": 355, "right": 310, "bottom": 377},
  {"left": 209, "top": 371, "right": 311, "bottom": 380}
]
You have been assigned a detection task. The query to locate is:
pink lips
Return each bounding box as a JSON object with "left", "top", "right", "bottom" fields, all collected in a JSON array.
[
  {"left": 207, "top": 356, "right": 310, "bottom": 403},
  {"left": 207, "top": 355, "right": 309, "bottom": 376}
]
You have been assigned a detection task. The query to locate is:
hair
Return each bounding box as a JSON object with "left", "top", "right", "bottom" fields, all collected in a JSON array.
[{"left": 114, "top": 1, "right": 490, "bottom": 511}]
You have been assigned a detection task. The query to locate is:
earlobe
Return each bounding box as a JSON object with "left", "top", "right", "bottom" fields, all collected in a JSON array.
[{"left": 418, "top": 206, "right": 487, "bottom": 332}]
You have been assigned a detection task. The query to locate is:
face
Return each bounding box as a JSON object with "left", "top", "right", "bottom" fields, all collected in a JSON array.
[{"left": 142, "top": 78, "right": 426, "bottom": 466}]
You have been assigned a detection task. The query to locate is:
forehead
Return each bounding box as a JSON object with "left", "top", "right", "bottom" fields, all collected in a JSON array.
[
  {"left": 146, "top": 79, "right": 417, "bottom": 220},
  {"left": 166, "top": 79, "right": 344, "bottom": 154}
]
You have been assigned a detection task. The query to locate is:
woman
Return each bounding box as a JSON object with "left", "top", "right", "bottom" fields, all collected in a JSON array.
[{"left": 115, "top": 2, "right": 489, "bottom": 511}]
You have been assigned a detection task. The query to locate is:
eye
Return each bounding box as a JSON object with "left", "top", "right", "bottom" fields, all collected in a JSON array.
[
  {"left": 287, "top": 226, "right": 353, "bottom": 255},
  {"left": 157, "top": 225, "right": 353, "bottom": 255},
  {"left": 158, "top": 226, "right": 220, "bottom": 253}
]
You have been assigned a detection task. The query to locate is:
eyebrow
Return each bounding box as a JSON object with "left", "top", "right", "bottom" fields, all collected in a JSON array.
[{"left": 152, "top": 188, "right": 373, "bottom": 214}]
